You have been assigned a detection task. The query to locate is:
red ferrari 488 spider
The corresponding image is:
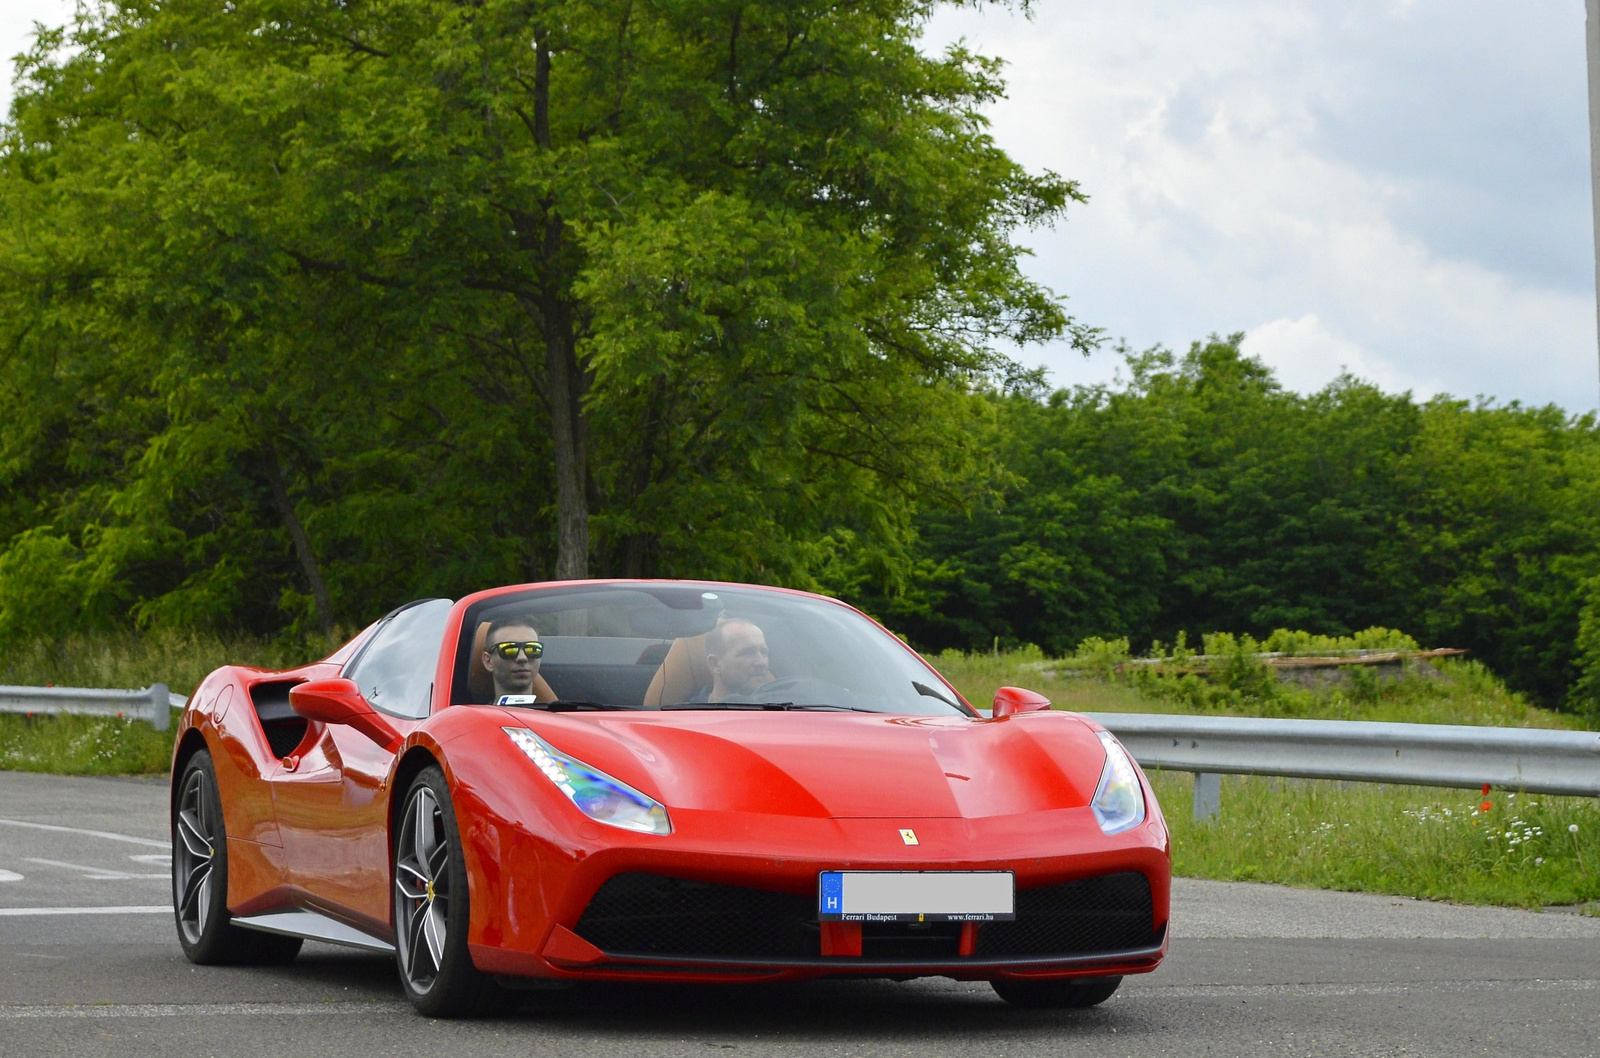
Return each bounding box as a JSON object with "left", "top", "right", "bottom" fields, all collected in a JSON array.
[{"left": 170, "top": 581, "right": 1169, "bottom": 1015}]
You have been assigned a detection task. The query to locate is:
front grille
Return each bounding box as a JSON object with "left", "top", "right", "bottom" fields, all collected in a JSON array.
[
  {"left": 976, "top": 871, "right": 1156, "bottom": 957},
  {"left": 574, "top": 873, "right": 816, "bottom": 958},
  {"left": 862, "top": 920, "right": 962, "bottom": 960},
  {"left": 572, "top": 870, "right": 1157, "bottom": 964}
]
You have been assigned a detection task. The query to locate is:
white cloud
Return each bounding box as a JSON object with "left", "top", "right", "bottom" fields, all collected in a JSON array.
[
  {"left": 0, "top": 0, "right": 71, "bottom": 121},
  {"left": 925, "top": 0, "right": 1600, "bottom": 410},
  {"left": 1242, "top": 315, "right": 1410, "bottom": 395}
]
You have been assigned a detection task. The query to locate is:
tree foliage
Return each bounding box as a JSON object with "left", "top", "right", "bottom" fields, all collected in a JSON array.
[
  {"left": 0, "top": 0, "right": 1082, "bottom": 635},
  {"left": 877, "top": 338, "right": 1600, "bottom": 711}
]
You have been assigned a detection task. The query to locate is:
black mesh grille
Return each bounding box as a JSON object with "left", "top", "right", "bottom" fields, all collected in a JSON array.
[
  {"left": 575, "top": 873, "right": 816, "bottom": 958},
  {"left": 261, "top": 719, "right": 308, "bottom": 759},
  {"left": 976, "top": 871, "right": 1156, "bottom": 957},
  {"left": 861, "top": 920, "right": 962, "bottom": 960},
  {"left": 573, "top": 870, "right": 1157, "bottom": 964}
]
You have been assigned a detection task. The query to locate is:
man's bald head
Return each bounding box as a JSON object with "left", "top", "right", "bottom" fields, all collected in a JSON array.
[{"left": 705, "top": 619, "right": 772, "bottom": 699}]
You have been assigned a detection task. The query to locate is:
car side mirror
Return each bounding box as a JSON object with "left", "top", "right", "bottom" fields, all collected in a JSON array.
[
  {"left": 288, "top": 678, "right": 403, "bottom": 751},
  {"left": 992, "top": 686, "right": 1051, "bottom": 719}
]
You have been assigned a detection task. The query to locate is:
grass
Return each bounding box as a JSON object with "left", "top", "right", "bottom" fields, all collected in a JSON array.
[
  {"left": 0, "top": 711, "right": 180, "bottom": 775},
  {"left": 1149, "top": 771, "right": 1600, "bottom": 910},
  {"left": 0, "top": 627, "right": 341, "bottom": 776},
  {"left": 0, "top": 627, "right": 339, "bottom": 695},
  {"left": 931, "top": 648, "right": 1593, "bottom": 731}
]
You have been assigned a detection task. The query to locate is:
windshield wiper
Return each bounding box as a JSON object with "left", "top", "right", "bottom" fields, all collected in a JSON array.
[
  {"left": 503, "top": 699, "right": 643, "bottom": 712},
  {"left": 913, "top": 681, "right": 962, "bottom": 709},
  {"left": 660, "top": 702, "right": 874, "bottom": 713}
]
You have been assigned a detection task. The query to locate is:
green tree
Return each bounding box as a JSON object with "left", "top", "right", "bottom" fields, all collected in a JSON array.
[
  {"left": 0, "top": 0, "right": 1086, "bottom": 635},
  {"left": 891, "top": 337, "right": 1600, "bottom": 711}
]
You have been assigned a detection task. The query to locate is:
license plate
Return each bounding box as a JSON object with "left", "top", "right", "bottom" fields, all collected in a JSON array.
[{"left": 817, "top": 871, "right": 1015, "bottom": 922}]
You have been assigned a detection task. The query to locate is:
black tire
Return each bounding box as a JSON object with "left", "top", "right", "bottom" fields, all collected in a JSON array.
[
  {"left": 173, "top": 751, "right": 303, "bottom": 965},
  {"left": 393, "top": 766, "right": 509, "bottom": 1017},
  {"left": 991, "top": 975, "right": 1122, "bottom": 1009}
]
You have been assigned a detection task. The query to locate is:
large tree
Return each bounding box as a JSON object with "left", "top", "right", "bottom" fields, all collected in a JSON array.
[{"left": 0, "top": 0, "right": 1088, "bottom": 635}]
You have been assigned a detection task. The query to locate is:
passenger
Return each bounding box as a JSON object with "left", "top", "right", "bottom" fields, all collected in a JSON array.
[
  {"left": 481, "top": 616, "right": 544, "bottom": 701},
  {"left": 701, "top": 618, "right": 773, "bottom": 701}
]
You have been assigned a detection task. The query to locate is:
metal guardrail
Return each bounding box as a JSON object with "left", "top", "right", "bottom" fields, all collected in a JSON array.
[
  {"left": 0, "top": 684, "right": 182, "bottom": 731},
  {"left": 1084, "top": 712, "right": 1600, "bottom": 820}
]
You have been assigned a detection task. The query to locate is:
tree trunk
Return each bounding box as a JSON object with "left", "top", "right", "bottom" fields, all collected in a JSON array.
[
  {"left": 544, "top": 294, "right": 590, "bottom": 580},
  {"left": 533, "top": 32, "right": 590, "bottom": 580},
  {"left": 261, "top": 446, "right": 334, "bottom": 635},
  {"left": 623, "top": 375, "right": 666, "bottom": 577}
]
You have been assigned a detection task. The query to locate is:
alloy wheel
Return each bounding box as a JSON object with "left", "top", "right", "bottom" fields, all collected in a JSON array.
[
  {"left": 395, "top": 785, "right": 450, "bottom": 994},
  {"left": 173, "top": 767, "right": 216, "bottom": 945}
]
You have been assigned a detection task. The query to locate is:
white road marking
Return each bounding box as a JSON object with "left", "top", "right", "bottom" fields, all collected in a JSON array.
[
  {"left": 0, "top": 1001, "right": 408, "bottom": 1019},
  {"left": 127, "top": 853, "right": 171, "bottom": 866},
  {"left": 0, "top": 906, "right": 168, "bottom": 916},
  {"left": 0, "top": 869, "right": 22, "bottom": 882},
  {"left": 0, "top": 819, "right": 166, "bottom": 848},
  {"left": 23, "top": 858, "right": 167, "bottom": 880}
]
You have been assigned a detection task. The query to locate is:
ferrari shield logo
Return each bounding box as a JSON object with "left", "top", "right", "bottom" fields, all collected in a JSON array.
[{"left": 899, "top": 828, "right": 919, "bottom": 845}]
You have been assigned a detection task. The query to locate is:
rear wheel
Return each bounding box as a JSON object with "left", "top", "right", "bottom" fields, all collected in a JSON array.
[
  {"left": 393, "top": 766, "right": 508, "bottom": 1017},
  {"left": 173, "top": 750, "right": 302, "bottom": 965},
  {"left": 991, "top": 975, "right": 1122, "bottom": 1009}
]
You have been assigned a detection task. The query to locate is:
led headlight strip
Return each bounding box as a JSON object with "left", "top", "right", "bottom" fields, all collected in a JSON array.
[
  {"left": 1090, "top": 730, "right": 1147, "bottom": 835},
  {"left": 503, "top": 727, "right": 671, "bottom": 835}
]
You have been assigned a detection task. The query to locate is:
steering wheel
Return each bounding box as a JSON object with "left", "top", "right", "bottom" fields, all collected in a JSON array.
[{"left": 750, "top": 675, "right": 856, "bottom": 708}]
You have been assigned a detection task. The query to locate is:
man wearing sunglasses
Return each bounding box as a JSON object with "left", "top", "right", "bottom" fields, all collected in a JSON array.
[{"left": 481, "top": 615, "right": 545, "bottom": 701}]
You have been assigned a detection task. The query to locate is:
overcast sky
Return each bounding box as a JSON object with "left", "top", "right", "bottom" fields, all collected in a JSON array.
[{"left": 6, "top": 1, "right": 1598, "bottom": 411}]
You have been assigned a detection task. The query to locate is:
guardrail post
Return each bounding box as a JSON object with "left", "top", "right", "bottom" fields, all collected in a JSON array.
[
  {"left": 148, "top": 683, "right": 170, "bottom": 731},
  {"left": 1193, "top": 772, "right": 1221, "bottom": 822}
]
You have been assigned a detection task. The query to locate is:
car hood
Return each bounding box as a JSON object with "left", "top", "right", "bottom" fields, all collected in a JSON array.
[{"left": 498, "top": 709, "right": 1108, "bottom": 819}]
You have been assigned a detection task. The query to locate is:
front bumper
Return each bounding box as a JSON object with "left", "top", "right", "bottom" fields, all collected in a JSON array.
[{"left": 459, "top": 800, "right": 1171, "bottom": 984}]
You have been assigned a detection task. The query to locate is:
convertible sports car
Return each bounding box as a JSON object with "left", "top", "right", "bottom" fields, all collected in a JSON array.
[{"left": 170, "top": 580, "right": 1169, "bottom": 1016}]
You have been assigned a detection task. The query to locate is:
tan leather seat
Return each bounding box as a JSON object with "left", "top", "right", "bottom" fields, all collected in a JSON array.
[
  {"left": 642, "top": 634, "right": 711, "bottom": 706},
  {"left": 468, "top": 621, "right": 557, "bottom": 703}
]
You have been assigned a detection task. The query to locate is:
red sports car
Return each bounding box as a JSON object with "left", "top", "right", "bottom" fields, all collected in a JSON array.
[{"left": 170, "top": 580, "right": 1169, "bottom": 1016}]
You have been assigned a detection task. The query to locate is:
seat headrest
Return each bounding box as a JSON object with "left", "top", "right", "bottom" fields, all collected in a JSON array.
[{"left": 642, "top": 633, "right": 711, "bottom": 706}]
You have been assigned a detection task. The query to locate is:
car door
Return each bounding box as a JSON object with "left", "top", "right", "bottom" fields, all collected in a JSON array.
[{"left": 270, "top": 599, "right": 452, "bottom": 929}]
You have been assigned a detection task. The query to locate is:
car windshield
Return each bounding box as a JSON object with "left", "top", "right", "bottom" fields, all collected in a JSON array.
[{"left": 450, "top": 583, "right": 969, "bottom": 717}]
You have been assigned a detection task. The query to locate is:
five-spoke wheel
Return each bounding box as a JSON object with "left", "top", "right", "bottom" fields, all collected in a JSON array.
[
  {"left": 172, "top": 750, "right": 301, "bottom": 965},
  {"left": 392, "top": 766, "right": 506, "bottom": 1016},
  {"left": 173, "top": 760, "right": 218, "bottom": 947},
  {"left": 395, "top": 783, "right": 451, "bottom": 994}
]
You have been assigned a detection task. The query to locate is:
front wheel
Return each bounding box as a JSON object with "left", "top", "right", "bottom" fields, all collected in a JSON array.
[
  {"left": 393, "top": 766, "right": 507, "bottom": 1017},
  {"left": 991, "top": 975, "right": 1122, "bottom": 1009},
  {"left": 172, "top": 750, "right": 302, "bottom": 965}
]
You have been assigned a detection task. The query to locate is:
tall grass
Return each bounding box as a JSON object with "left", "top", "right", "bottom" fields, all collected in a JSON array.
[
  {"left": 929, "top": 646, "right": 1592, "bottom": 731},
  {"left": 0, "top": 628, "right": 346, "bottom": 775},
  {"left": 0, "top": 627, "right": 345, "bottom": 696},
  {"left": 1150, "top": 771, "right": 1600, "bottom": 910}
]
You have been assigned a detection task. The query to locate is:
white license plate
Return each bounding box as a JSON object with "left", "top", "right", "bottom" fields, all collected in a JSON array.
[{"left": 817, "top": 871, "right": 1015, "bottom": 922}]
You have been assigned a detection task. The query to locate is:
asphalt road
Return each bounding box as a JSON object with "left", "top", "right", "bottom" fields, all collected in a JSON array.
[{"left": 2, "top": 770, "right": 1598, "bottom": 1058}]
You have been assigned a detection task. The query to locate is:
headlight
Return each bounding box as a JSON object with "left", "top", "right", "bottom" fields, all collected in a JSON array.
[
  {"left": 1090, "top": 731, "right": 1146, "bottom": 835},
  {"left": 503, "top": 727, "right": 671, "bottom": 835}
]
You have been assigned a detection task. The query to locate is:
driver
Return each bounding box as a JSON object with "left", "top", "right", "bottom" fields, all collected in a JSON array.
[
  {"left": 481, "top": 616, "right": 544, "bottom": 701},
  {"left": 702, "top": 618, "right": 773, "bottom": 701}
]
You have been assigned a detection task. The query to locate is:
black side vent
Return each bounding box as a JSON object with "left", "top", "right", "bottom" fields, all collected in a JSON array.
[{"left": 247, "top": 681, "right": 307, "bottom": 759}]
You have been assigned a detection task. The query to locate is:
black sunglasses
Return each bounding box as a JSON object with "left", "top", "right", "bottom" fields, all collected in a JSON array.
[{"left": 491, "top": 640, "right": 544, "bottom": 660}]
